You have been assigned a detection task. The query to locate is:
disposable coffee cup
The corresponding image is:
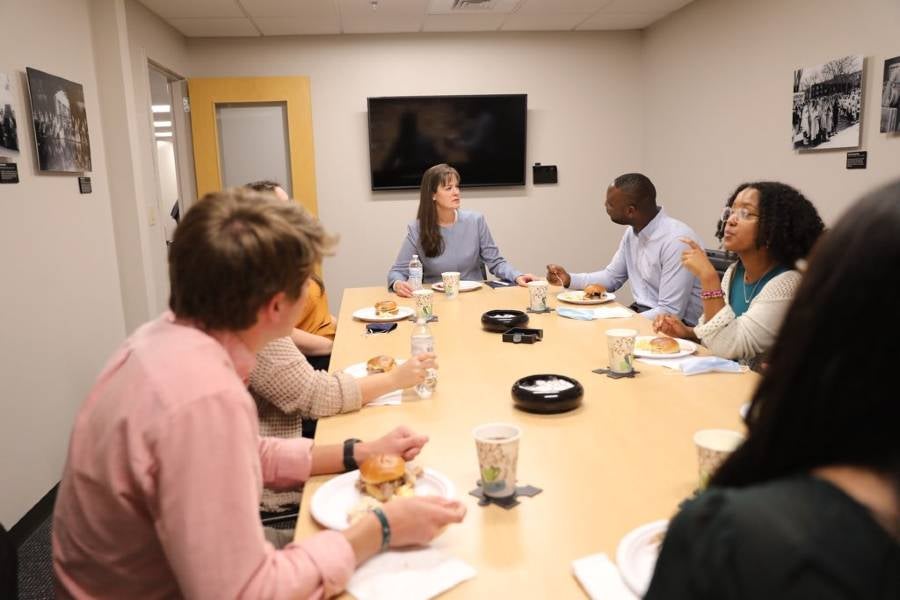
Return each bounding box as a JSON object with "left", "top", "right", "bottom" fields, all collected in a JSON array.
[
  {"left": 473, "top": 423, "right": 521, "bottom": 498},
  {"left": 442, "top": 271, "right": 460, "bottom": 299},
  {"left": 693, "top": 429, "right": 744, "bottom": 489},
  {"left": 606, "top": 328, "right": 638, "bottom": 374},
  {"left": 413, "top": 289, "right": 434, "bottom": 321},
  {"left": 527, "top": 280, "right": 549, "bottom": 312}
]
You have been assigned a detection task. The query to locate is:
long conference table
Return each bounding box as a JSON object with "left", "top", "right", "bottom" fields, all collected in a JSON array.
[{"left": 294, "top": 284, "right": 757, "bottom": 598}]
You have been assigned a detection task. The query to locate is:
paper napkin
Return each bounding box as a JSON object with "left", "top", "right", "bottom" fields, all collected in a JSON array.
[
  {"left": 347, "top": 547, "right": 476, "bottom": 600},
  {"left": 636, "top": 355, "right": 746, "bottom": 375},
  {"left": 572, "top": 553, "right": 638, "bottom": 600},
  {"left": 557, "top": 307, "right": 634, "bottom": 320}
]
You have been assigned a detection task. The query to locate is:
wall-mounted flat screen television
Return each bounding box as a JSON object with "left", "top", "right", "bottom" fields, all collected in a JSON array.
[{"left": 367, "top": 94, "right": 527, "bottom": 190}]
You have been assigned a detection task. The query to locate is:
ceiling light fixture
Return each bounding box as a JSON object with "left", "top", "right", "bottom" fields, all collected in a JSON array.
[
  {"left": 153, "top": 120, "right": 172, "bottom": 128},
  {"left": 151, "top": 104, "right": 171, "bottom": 113}
]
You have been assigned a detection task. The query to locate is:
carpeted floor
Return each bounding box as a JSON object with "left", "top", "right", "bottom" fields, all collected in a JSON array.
[{"left": 17, "top": 516, "right": 54, "bottom": 599}]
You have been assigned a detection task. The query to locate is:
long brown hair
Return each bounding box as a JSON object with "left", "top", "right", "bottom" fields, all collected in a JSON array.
[{"left": 417, "top": 164, "right": 459, "bottom": 258}]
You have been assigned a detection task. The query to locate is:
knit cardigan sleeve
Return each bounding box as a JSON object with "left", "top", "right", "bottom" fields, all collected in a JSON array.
[
  {"left": 249, "top": 336, "right": 362, "bottom": 419},
  {"left": 693, "top": 265, "right": 801, "bottom": 361}
]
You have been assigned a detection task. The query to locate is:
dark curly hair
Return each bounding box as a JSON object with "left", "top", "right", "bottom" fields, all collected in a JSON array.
[
  {"left": 715, "top": 181, "right": 824, "bottom": 267},
  {"left": 712, "top": 179, "right": 900, "bottom": 494}
]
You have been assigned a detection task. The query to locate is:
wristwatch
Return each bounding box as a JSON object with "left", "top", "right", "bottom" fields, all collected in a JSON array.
[{"left": 343, "top": 438, "right": 362, "bottom": 472}]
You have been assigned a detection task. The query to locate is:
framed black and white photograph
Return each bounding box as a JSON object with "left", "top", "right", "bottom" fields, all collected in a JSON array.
[
  {"left": 881, "top": 55, "right": 900, "bottom": 133},
  {"left": 26, "top": 67, "right": 92, "bottom": 172},
  {"left": 792, "top": 55, "right": 863, "bottom": 151},
  {"left": 0, "top": 72, "right": 19, "bottom": 154}
]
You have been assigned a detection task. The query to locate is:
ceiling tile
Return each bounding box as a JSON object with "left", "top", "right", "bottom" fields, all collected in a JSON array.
[
  {"left": 340, "top": 14, "right": 425, "bottom": 33},
  {"left": 576, "top": 11, "right": 662, "bottom": 29},
  {"left": 168, "top": 18, "right": 261, "bottom": 37},
  {"left": 501, "top": 13, "right": 589, "bottom": 31},
  {"left": 239, "top": 0, "right": 339, "bottom": 18},
  {"left": 338, "top": 0, "right": 428, "bottom": 18},
  {"left": 137, "top": 0, "right": 244, "bottom": 19},
  {"left": 338, "top": 0, "right": 429, "bottom": 33},
  {"left": 515, "top": 0, "right": 612, "bottom": 15},
  {"left": 253, "top": 16, "right": 342, "bottom": 35},
  {"left": 422, "top": 13, "right": 507, "bottom": 32},
  {"left": 602, "top": 0, "right": 693, "bottom": 13}
]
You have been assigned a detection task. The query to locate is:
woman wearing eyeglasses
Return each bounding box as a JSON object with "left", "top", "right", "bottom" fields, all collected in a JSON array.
[{"left": 653, "top": 182, "right": 824, "bottom": 369}]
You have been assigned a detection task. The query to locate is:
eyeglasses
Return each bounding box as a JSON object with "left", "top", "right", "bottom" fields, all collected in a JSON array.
[{"left": 721, "top": 206, "right": 759, "bottom": 222}]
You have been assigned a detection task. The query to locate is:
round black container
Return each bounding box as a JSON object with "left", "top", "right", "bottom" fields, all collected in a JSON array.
[
  {"left": 481, "top": 309, "right": 529, "bottom": 333},
  {"left": 511, "top": 374, "right": 584, "bottom": 414}
]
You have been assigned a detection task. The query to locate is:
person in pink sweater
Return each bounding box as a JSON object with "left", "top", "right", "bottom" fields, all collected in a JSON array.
[{"left": 52, "top": 188, "right": 465, "bottom": 599}]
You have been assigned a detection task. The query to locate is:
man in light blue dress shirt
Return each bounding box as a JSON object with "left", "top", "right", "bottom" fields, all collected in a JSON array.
[{"left": 546, "top": 173, "right": 703, "bottom": 325}]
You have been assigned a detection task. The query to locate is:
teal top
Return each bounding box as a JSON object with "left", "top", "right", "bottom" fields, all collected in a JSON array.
[{"left": 728, "top": 263, "right": 789, "bottom": 316}]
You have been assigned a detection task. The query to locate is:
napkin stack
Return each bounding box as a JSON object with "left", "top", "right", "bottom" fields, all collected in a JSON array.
[{"left": 347, "top": 547, "right": 476, "bottom": 600}]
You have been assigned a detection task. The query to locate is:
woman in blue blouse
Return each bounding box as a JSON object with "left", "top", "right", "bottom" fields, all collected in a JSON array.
[{"left": 388, "top": 163, "right": 534, "bottom": 297}]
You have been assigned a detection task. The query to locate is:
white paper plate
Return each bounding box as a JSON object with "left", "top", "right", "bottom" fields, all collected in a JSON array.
[
  {"left": 616, "top": 519, "right": 668, "bottom": 597},
  {"left": 556, "top": 290, "right": 616, "bottom": 305},
  {"left": 432, "top": 280, "right": 483, "bottom": 293},
  {"left": 311, "top": 468, "right": 456, "bottom": 531},
  {"left": 633, "top": 336, "right": 698, "bottom": 359},
  {"left": 352, "top": 305, "right": 415, "bottom": 322}
]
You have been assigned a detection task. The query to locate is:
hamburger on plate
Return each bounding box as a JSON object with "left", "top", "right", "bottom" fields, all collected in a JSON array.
[
  {"left": 356, "top": 454, "right": 422, "bottom": 502},
  {"left": 374, "top": 300, "right": 399, "bottom": 317},
  {"left": 583, "top": 284, "right": 607, "bottom": 299},
  {"left": 366, "top": 355, "right": 396, "bottom": 374},
  {"left": 648, "top": 336, "right": 681, "bottom": 354}
]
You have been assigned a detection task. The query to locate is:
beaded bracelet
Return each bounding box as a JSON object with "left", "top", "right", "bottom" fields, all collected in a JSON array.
[
  {"left": 371, "top": 506, "right": 391, "bottom": 552},
  {"left": 700, "top": 289, "right": 724, "bottom": 300}
]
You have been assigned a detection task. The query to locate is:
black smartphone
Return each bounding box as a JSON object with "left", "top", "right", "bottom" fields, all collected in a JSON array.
[{"left": 366, "top": 322, "right": 398, "bottom": 334}]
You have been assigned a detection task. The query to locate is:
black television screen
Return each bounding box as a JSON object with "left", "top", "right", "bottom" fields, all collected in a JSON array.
[{"left": 367, "top": 94, "right": 527, "bottom": 190}]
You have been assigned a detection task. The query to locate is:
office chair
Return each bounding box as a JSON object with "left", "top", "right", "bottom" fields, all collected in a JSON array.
[
  {"left": 0, "top": 523, "right": 17, "bottom": 599},
  {"left": 705, "top": 248, "right": 737, "bottom": 279}
]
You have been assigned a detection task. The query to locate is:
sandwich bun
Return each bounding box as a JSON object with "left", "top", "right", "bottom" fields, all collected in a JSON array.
[
  {"left": 366, "top": 355, "right": 396, "bottom": 374},
  {"left": 650, "top": 336, "right": 681, "bottom": 354},
  {"left": 359, "top": 454, "right": 406, "bottom": 485},
  {"left": 583, "top": 284, "right": 606, "bottom": 299},
  {"left": 374, "top": 300, "right": 399, "bottom": 316}
]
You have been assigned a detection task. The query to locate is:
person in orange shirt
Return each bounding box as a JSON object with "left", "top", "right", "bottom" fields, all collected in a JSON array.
[{"left": 247, "top": 181, "right": 336, "bottom": 369}]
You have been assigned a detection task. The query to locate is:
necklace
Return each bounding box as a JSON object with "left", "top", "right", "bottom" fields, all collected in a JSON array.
[{"left": 742, "top": 265, "right": 774, "bottom": 303}]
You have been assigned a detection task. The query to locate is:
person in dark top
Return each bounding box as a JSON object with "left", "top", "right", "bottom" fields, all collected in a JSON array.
[{"left": 645, "top": 180, "right": 900, "bottom": 599}]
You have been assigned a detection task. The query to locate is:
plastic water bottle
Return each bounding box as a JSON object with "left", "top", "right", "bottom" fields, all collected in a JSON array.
[
  {"left": 410, "top": 317, "right": 438, "bottom": 398},
  {"left": 408, "top": 254, "right": 423, "bottom": 291}
]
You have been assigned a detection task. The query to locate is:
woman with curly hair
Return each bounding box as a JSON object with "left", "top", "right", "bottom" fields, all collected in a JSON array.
[
  {"left": 654, "top": 181, "right": 824, "bottom": 367},
  {"left": 644, "top": 181, "right": 900, "bottom": 599},
  {"left": 387, "top": 163, "right": 535, "bottom": 296}
]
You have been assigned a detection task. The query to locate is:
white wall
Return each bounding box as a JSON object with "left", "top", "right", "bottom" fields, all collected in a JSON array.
[
  {"left": 642, "top": 0, "right": 900, "bottom": 234},
  {"left": 0, "top": 0, "right": 126, "bottom": 526},
  {"left": 188, "top": 32, "right": 645, "bottom": 310}
]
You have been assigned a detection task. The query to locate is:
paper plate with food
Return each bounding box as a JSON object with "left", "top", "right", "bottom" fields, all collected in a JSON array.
[
  {"left": 343, "top": 355, "right": 405, "bottom": 378},
  {"left": 616, "top": 519, "right": 668, "bottom": 597},
  {"left": 311, "top": 454, "right": 456, "bottom": 531},
  {"left": 352, "top": 300, "right": 415, "bottom": 322},
  {"left": 633, "top": 335, "right": 697, "bottom": 358},
  {"left": 556, "top": 285, "right": 616, "bottom": 305},
  {"left": 432, "top": 280, "right": 483, "bottom": 293}
]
